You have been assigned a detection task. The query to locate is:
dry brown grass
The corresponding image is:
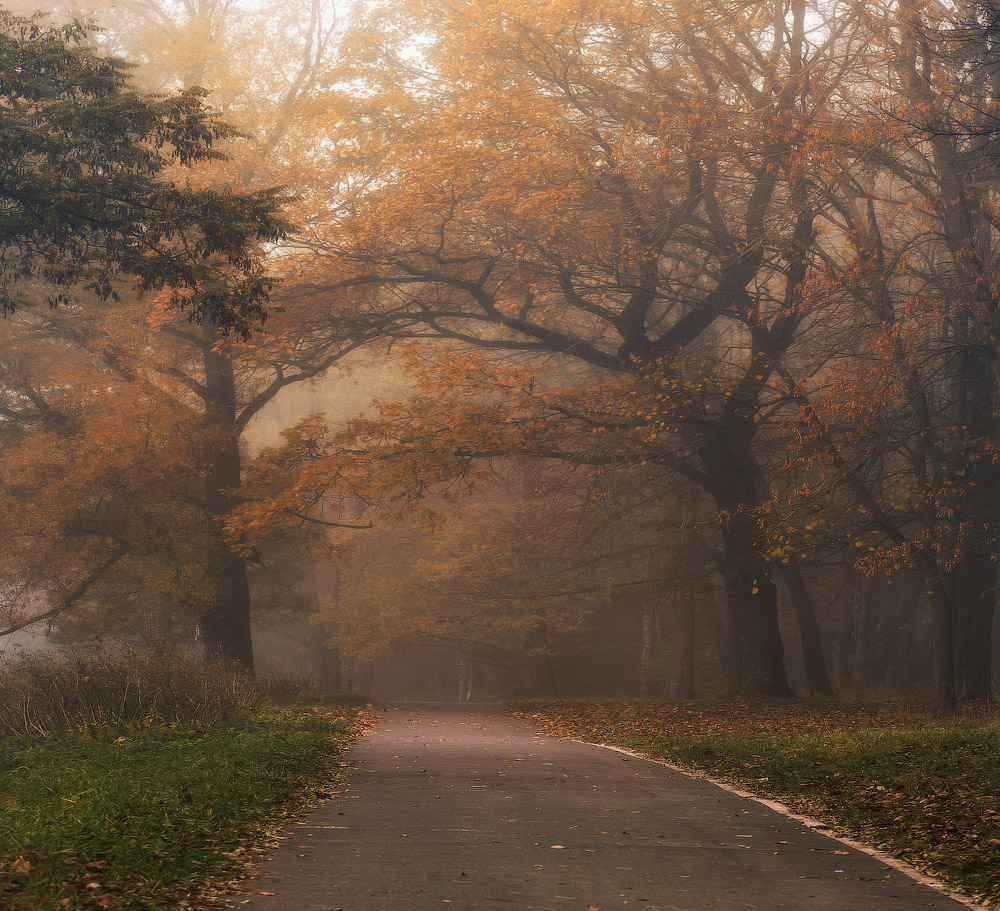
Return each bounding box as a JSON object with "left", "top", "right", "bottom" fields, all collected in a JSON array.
[{"left": 0, "top": 648, "right": 260, "bottom": 738}]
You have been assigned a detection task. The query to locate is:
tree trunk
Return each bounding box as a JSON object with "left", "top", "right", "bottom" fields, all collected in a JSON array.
[
  {"left": 706, "top": 590, "right": 736, "bottom": 692},
  {"left": 926, "top": 574, "right": 957, "bottom": 713},
  {"left": 311, "top": 636, "right": 342, "bottom": 693},
  {"left": 852, "top": 580, "right": 876, "bottom": 691},
  {"left": 342, "top": 655, "right": 356, "bottom": 692},
  {"left": 639, "top": 603, "right": 661, "bottom": 697},
  {"left": 865, "top": 575, "right": 922, "bottom": 690},
  {"left": 718, "top": 509, "right": 794, "bottom": 697},
  {"left": 780, "top": 564, "right": 833, "bottom": 696},
  {"left": 954, "top": 543, "right": 997, "bottom": 701},
  {"left": 700, "top": 440, "right": 794, "bottom": 698},
  {"left": 834, "top": 591, "right": 856, "bottom": 690},
  {"left": 356, "top": 659, "right": 375, "bottom": 697},
  {"left": 198, "top": 323, "right": 254, "bottom": 668},
  {"left": 526, "top": 621, "right": 559, "bottom": 697},
  {"left": 675, "top": 593, "right": 697, "bottom": 700},
  {"left": 953, "top": 439, "right": 998, "bottom": 701},
  {"left": 199, "top": 548, "right": 254, "bottom": 667}
]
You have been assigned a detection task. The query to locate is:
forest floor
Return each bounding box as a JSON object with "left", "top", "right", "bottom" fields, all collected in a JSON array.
[
  {"left": 512, "top": 698, "right": 1000, "bottom": 907},
  {"left": 0, "top": 696, "right": 374, "bottom": 911}
]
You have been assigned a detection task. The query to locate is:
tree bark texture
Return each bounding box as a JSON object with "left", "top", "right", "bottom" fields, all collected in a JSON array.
[
  {"left": 716, "top": 507, "right": 793, "bottom": 697},
  {"left": 199, "top": 323, "right": 254, "bottom": 668}
]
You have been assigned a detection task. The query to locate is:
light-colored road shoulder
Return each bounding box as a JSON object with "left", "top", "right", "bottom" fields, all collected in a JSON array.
[{"left": 589, "top": 739, "right": 991, "bottom": 911}]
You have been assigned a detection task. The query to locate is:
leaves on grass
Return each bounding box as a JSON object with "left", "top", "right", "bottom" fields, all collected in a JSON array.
[{"left": 0, "top": 698, "right": 371, "bottom": 911}]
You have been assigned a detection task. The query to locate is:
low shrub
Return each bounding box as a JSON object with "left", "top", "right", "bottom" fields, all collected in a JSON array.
[
  {"left": 254, "top": 668, "right": 319, "bottom": 699},
  {"left": 0, "top": 647, "right": 259, "bottom": 738}
]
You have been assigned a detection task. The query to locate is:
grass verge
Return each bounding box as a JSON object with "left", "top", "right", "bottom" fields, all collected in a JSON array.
[
  {"left": 0, "top": 696, "right": 373, "bottom": 911},
  {"left": 513, "top": 698, "right": 1000, "bottom": 906}
]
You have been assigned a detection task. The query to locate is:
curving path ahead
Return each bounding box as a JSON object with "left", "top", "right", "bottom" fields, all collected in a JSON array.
[{"left": 237, "top": 705, "right": 971, "bottom": 911}]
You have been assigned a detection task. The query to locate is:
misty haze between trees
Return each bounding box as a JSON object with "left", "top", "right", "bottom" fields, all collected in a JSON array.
[{"left": 3, "top": 0, "right": 1000, "bottom": 713}]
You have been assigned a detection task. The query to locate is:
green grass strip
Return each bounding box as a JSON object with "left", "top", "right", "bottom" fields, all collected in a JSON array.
[
  {"left": 0, "top": 696, "right": 371, "bottom": 910},
  {"left": 514, "top": 699, "right": 1000, "bottom": 906}
]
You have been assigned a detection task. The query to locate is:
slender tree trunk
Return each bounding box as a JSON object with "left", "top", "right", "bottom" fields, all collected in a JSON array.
[
  {"left": 834, "top": 590, "right": 856, "bottom": 690},
  {"left": 356, "top": 659, "right": 375, "bottom": 697},
  {"left": 526, "top": 621, "right": 559, "bottom": 697},
  {"left": 780, "top": 564, "right": 833, "bottom": 696},
  {"left": 675, "top": 593, "right": 697, "bottom": 700},
  {"left": 199, "top": 323, "right": 254, "bottom": 667},
  {"left": 639, "top": 603, "right": 660, "bottom": 697},
  {"left": 309, "top": 564, "right": 342, "bottom": 692},
  {"left": 926, "top": 574, "right": 957, "bottom": 713},
  {"left": 865, "top": 575, "right": 921, "bottom": 689},
  {"left": 852, "top": 580, "right": 875, "bottom": 691},
  {"left": 311, "top": 636, "right": 342, "bottom": 692},
  {"left": 706, "top": 590, "right": 736, "bottom": 691}
]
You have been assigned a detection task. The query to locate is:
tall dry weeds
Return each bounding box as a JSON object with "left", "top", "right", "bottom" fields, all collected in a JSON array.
[{"left": 0, "top": 648, "right": 261, "bottom": 738}]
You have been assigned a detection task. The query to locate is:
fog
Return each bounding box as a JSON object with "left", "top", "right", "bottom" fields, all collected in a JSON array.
[{"left": 3, "top": 0, "right": 1000, "bottom": 711}]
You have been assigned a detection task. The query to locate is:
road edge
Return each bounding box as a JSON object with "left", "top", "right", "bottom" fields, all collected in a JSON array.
[{"left": 575, "top": 739, "right": 994, "bottom": 911}]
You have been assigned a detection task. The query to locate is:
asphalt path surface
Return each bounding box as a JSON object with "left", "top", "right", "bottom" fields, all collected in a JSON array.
[{"left": 240, "top": 704, "right": 969, "bottom": 911}]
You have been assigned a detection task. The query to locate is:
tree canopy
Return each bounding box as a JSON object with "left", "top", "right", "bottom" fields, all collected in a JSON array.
[{"left": 0, "top": 10, "right": 287, "bottom": 337}]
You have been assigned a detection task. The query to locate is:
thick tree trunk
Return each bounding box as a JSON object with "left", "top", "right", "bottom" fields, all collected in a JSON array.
[
  {"left": 199, "top": 324, "right": 254, "bottom": 668},
  {"left": 718, "top": 510, "right": 794, "bottom": 697},
  {"left": 953, "top": 538, "right": 997, "bottom": 701},
  {"left": 780, "top": 564, "right": 834, "bottom": 696},
  {"left": 949, "top": 320, "right": 999, "bottom": 701},
  {"left": 700, "top": 437, "right": 793, "bottom": 698},
  {"left": 952, "top": 402, "right": 998, "bottom": 701},
  {"left": 199, "top": 548, "right": 254, "bottom": 667}
]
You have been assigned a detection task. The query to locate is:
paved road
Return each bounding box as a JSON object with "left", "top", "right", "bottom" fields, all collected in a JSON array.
[{"left": 240, "top": 705, "right": 969, "bottom": 911}]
